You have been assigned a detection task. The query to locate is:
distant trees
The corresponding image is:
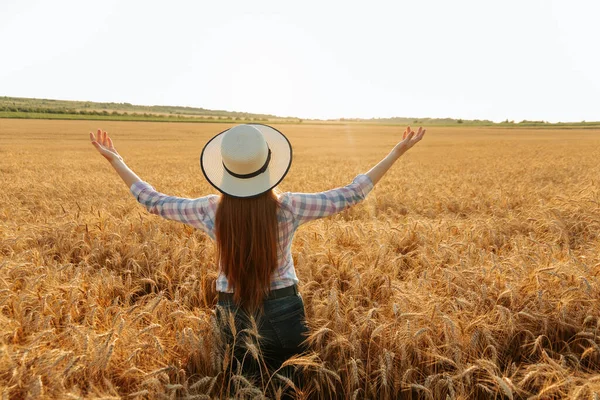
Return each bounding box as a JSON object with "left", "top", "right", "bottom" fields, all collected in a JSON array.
[
  {"left": 519, "top": 120, "right": 547, "bottom": 124},
  {"left": 0, "top": 97, "right": 285, "bottom": 122}
]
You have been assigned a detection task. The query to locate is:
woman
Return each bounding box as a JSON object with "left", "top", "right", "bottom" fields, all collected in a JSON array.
[{"left": 89, "top": 123, "right": 425, "bottom": 377}]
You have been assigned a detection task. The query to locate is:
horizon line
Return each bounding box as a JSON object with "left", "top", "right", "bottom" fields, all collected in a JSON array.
[{"left": 1, "top": 94, "right": 598, "bottom": 124}]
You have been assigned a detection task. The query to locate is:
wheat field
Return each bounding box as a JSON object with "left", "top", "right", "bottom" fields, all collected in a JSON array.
[{"left": 1, "top": 119, "right": 600, "bottom": 399}]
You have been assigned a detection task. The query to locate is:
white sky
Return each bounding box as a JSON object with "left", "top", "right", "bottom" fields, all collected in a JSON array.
[{"left": 1, "top": 0, "right": 598, "bottom": 122}]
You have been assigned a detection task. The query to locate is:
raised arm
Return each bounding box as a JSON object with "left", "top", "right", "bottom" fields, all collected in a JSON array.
[
  {"left": 90, "top": 129, "right": 142, "bottom": 188},
  {"left": 90, "top": 129, "right": 218, "bottom": 236},
  {"left": 365, "top": 126, "right": 426, "bottom": 185},
  {"left": 283, "top": 126, "right": 425, "bottom": 226}
]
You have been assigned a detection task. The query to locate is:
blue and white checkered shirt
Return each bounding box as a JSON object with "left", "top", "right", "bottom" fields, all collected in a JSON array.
[{"left": 131, "top": 174, "right": 374, "bottom": 292}]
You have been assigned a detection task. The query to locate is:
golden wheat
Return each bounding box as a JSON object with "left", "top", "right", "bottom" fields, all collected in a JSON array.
[{"left": 1, "top": 119, "right": 600, "bottom": 398}]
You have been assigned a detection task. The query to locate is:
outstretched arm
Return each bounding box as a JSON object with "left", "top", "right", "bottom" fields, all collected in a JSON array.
[
  {"left": 283, "top": 126, "right": 426, "bottom": 226},
  {"left": 89, "top": 129, "right": 219, "bottom": 235},
  {"left": 365, "top": 126, "right": 426, "bottom": 185},
  {"left": 89, "top": 129, "right": 142, "bottom": 188}
]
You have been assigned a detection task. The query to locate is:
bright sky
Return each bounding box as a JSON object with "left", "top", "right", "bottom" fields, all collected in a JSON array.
[{"left": 1, "top": 0, "right": 599, "bottom": 122}]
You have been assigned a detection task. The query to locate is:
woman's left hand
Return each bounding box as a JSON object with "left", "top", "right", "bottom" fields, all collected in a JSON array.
[{"left": 90, "top": 129, "right": 123, "bottom": 164}]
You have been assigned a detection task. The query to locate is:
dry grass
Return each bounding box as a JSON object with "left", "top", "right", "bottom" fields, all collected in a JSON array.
[{"left": 1, "top": 119, "right": 600, "bottom": 399}]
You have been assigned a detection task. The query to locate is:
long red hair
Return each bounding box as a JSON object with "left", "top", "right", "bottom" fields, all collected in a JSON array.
[{"left": 215, "top": 190, "right": 279, "bottom": 311}]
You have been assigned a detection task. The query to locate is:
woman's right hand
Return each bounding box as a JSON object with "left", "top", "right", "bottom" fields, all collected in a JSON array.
[
  {"left": 90, "top": 129, "right": 123, "bottom": 164},
  {"left": 365, "top": 125, "right": 426, "bottom": 185},
  {"left": 391, "top": 126, "right": 426, "bottom": 158}
]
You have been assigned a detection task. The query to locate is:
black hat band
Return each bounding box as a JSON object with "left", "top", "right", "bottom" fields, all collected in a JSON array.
[{"left": 222, "top": 148, "right": 272, "bottom": 179}]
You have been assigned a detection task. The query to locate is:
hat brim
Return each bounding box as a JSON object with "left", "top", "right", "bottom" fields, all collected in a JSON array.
[{"left": 200, "top": 124, "right": 293, "bottom": 198}]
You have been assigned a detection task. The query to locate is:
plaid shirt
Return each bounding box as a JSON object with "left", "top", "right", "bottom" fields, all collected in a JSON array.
[{"left": 130, "top": 174, "right": 374, "bottom": 292}]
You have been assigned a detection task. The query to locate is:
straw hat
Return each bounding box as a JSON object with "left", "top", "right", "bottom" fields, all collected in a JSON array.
[{"left": 200, "top": 124, "right": 293, "bottom": 198}]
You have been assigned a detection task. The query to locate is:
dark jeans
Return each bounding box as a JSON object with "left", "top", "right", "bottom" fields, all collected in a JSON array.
[{"left": 216, "top": 293, "right": 309, "bottom": 383}]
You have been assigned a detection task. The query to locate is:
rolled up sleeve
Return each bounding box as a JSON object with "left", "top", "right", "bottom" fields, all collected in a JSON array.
[
  {"left": 130, "top": 181, "right": 218, "bottom": 237},
  {"left": 283, "top": 174, "right": 374, "bottom": 226}
]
